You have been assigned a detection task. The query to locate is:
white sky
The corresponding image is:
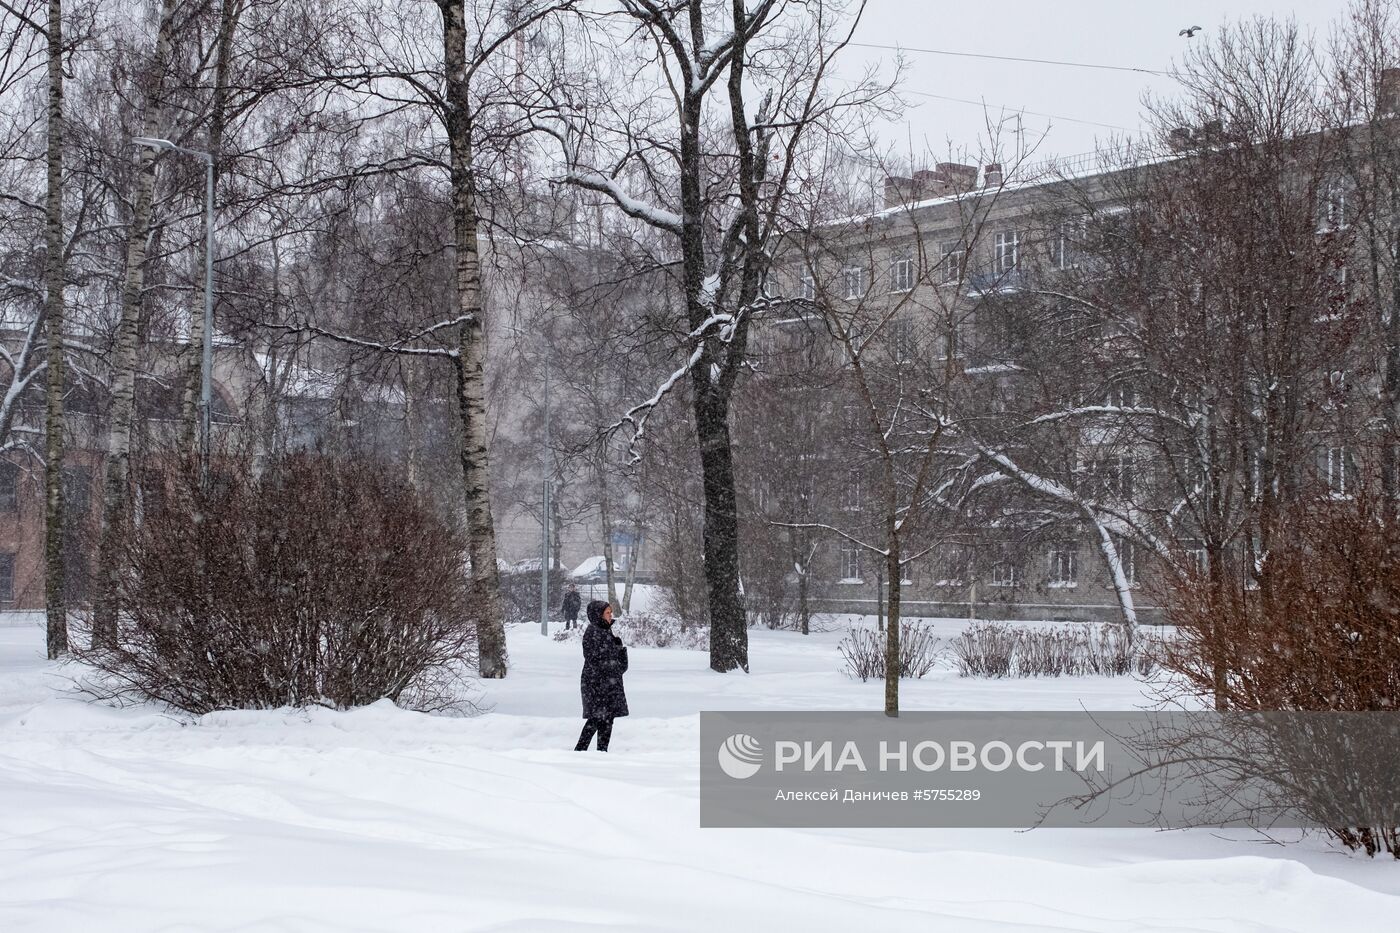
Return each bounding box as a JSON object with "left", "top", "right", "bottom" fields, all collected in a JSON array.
[{"left": 842, "top": 0, "right": 1357, "bottom": 167}]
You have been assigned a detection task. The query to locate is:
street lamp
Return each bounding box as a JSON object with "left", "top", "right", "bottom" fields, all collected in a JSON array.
[
  {"left": 539, "top": 360, "right": 551, "bottom": 636},
  {"left": 133, "top": 136, "right": 215, "bottom": 486}
]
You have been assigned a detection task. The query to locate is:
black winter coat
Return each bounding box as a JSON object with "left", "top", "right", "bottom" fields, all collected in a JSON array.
[
  {"left": 581, "top": 621, "right": 629, "bottom": 719},
  {"left": 561, "top": 591, "right": 582, "bottom": 619}
]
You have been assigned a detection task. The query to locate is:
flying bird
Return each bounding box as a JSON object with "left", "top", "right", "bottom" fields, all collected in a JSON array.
[{"left": 1179, "top": 25, "right": 1203, "bottom": 38}]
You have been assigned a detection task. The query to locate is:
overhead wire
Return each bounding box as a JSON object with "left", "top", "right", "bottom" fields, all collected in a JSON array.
[{"left": 848, "top": 41, "right": 1172, "bottom": 78}]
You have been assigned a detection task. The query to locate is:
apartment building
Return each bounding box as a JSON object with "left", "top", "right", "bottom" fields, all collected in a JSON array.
[{"left": 747, "top": 119, "right": 1384, "bottom": 625}]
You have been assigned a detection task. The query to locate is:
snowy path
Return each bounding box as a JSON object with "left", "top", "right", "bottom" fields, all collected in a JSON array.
[{"left": 1, "top": 621, "right": 1397, "bottom": 932}]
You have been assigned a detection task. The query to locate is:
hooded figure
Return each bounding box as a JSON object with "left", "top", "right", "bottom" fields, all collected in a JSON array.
[
  {"left": 561, "top": 586, "right": 582, "bottom": 629},
  {"left": 575, "top": 599, "right": 628, "bottom": 751}
]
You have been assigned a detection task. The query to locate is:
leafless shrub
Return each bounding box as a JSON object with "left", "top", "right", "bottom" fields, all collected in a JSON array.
[
  {"left": 950, "top": 623, "right": 1020, "bottom": 677},
  {"left": 1161, "top": 494, "right": 1400, "bottom": 856},
  {"left": 838, "top": 623, "right": 942, "bottom": 681},
  {"left": 76, "top": 450, "right": 475, "bottom": 713},
  {"left": 952, "top": 622, "right": 1157, "bottom": 678}
]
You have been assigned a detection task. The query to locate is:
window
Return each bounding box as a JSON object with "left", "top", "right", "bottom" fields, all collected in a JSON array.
[
  {"left": 890, "top": 252, "right": 914, "bottom": 292},
  {"left": 993, "top": 230, "right": 1021, "bottom": 275},
  {"left": 1087, "top": 455, "right": 1134, "bottom": 500},
  {"left": 1182, "top": 540, "right": 1207, "bottom": 577},
  {"left": 1114, "top": 537, "right": 1138, "bottom": 588},
  {"left": 1323, "top": 370, "right": 1348, "bottom": 409},
  {"left": 0, "top": 462, "right": 16, "bottom": 512},
  {"left": 939, "top": 242, "right": 967, "bottom": 284},
  {"left": 989, "top": 560, "right": 1018, "bottom": 587},
  {"left": 839, "top": 541, "right": 863, "bottom": 582},
  {"left": 1049, "top": 221, "right": 1080, "bottom": 271},
  {"left": 1325, "top": 446, "right": 1357, "bottom": 497},
  {"left": 886, "top": 318, "right": 916, "bottom": 362},
  {"left": 61, "top": 466, "right": 91, "bottom": 518},
  {"left": 1318, "top": 179, "right": 1352, "bottom": 231},
  {"left": 1105, "top": 386, "right": 1138, "bottom": 409},
  {"left": 841, "top": 471, "right": 862, "bottom": 512},
  {"left": 0, "top": 552, "right": 12, "bottom": 604},
  {"left": 1047, "top": 548, "right": 1077, "bottom": 587},
  {"left": 933, "top": 547, "right": 968, "bottom": 586},
  {"left": 842, "top": 265, "right": 866, "bottom": 300},
  {"left": 799, "top": 268, "right": 816, "bottom": 301}
]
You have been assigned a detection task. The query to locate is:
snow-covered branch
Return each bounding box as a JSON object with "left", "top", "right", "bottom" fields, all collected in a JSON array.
[{"left": 561, "top": 170, "right": 683, "bottom": 235}]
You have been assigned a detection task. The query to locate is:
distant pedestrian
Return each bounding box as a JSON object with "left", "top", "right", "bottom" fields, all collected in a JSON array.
[
  {"left": 575, "top": 599, "right": 627, "bottom": 752},
  {"left": 562, "top": 584, "right": 582, "bottom": 630}
]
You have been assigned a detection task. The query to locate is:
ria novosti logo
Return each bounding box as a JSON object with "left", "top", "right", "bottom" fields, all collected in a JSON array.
[{"left": 717, "top": 733, "right": 763, "bottom": 779}]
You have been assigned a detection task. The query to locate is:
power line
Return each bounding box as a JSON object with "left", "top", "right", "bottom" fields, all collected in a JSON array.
[
  {"left": 850, "top": 41, "right": 1170, "bottom": 78},
  {"left": 900, "top": 88, "right": 1136, "bottom": 131}
]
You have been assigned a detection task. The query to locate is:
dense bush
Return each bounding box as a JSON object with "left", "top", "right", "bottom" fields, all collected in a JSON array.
[
  {"left": 78, "top": 451, "right": 474, "bottom": 713},
  {"left": 1161, "top": 496, "right": 1400, "bottom": 856},
  {"left": 950, "top": 622, "right": 1158, "bottom": 678},
  {"left": 838, "top": 623, "right": 942, "bottom": 681}
]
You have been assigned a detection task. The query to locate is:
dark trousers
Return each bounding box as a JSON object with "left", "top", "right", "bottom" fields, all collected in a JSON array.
[
  {"left": 575, "top": 717, "right": 613, "bottom": 751},
  {"left": 565, "top": 615, "right": 578, "bottom": 630}
]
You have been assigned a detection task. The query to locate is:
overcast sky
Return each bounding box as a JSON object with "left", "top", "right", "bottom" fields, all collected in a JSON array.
[{"left": 841, "top": 0, "right": 1357, "bottom": 168}]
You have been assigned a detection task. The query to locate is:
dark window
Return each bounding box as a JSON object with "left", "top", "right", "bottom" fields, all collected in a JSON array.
[
  {"left": 0, "top": 462, "right": 16, "bottom": 512},
  {"left": 61, "top": 466, "right": 91, "bottom": 518},
  {"left": 0, "top": 552, "right": 13, "bottom": 603}
]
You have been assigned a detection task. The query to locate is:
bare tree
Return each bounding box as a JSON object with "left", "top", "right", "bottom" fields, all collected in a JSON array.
[
  {"left": 42, "top": 0, "right": 66, "bottom": 657},
  {"left": 90, "top": 0, "right": 182, "bottom": 649},
  {"left": 550, "top": 0, "right": 886, "bottom": 671}
]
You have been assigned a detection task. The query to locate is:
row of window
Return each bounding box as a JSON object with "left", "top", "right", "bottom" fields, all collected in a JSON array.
[
  {"left": 835, "top": 541, "right": 1139, "bottom": 589},
  {"left": 0, "top": 463, "right": 93, "bottom": 515},
  {"left": 802, "top": 180, "right": 1356, "bottom": 305},
  {"left": 798, "top": 224, "right": 1088, "bottom": 302}
]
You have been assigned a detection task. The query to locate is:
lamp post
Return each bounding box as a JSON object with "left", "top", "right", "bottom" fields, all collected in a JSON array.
[
  {"left": 539, "top": 361, "right": 551, "bottom": 636},
  {"left": 132, "top": 137, "right": 214, "bottom": 487}
]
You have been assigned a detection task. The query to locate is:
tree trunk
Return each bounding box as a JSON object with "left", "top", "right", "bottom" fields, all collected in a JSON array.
[
  {"left": 695, "top": 391, "right": 748, "bottom": 671},
  {"left": 43, "top": 0, "right": 67, "bottom": 660},
  {"left": 403, "top": 359, "right": 421, "bottom": 489},
  {"left": 884, "top": 544, "right": 901, "bottom": 717},
  {"left": 1090, "top": 516, "right": 1137, "bottom": 627},
  {"left": 551, "top": 483, "right": 563, "bottom": 572},
  {"left": 441, "top": 0, "right": 505, "bottom": 678},
  {"left": 621, "top": 501, "right": 643, "bottom": 613},
  {"left": 597, "top": 462, "right": 619, "bottom": 613},
  {"left": 91, "top": 0, "right": 180, "bottom": 650},
  {"left": 796, "top": 539, "right": 810, "bottom": 636}
]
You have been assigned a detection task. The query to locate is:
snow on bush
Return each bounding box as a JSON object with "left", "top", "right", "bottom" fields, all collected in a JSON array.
[
  {"left": 951, "top": 622, "right": 1159, "bottom": 678},
  {"left": 76, "top": 451, "right": 475, "bottom": 713},
  {"left": 838, "top": 623, "right": 942, "bottom": 681}
]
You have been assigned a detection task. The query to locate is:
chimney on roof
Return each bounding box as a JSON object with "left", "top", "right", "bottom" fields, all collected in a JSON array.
[
  {"left": 883, "top": 175, "right": 915, "bottom": 207},
  {"left": 937, "top": 162, "right": 979, "bottom": 194},
  {"left": 1379, "top": 68, "right": 1400, "bottom": 115},
  {"left": 1167, "top": 126, "right": 1194, "bottom": 151},
  {"left": 911, "top": 168, "right": 941, "bottom": 197},
  {"left": 983, "top": 163, "right": 1003, "bottom": 188},
  {"left": 885, "top": 162, "right": 981, "bottom": 205}
]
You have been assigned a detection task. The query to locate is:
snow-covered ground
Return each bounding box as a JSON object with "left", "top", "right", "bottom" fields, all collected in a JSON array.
[{"left": 2, "top": 614, "right": 1397, "bottom": 932}]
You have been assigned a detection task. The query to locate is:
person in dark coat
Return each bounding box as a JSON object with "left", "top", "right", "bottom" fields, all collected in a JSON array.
[
  {"left": 575, "top": 599, "right": 628, "bottom": 751},
  {"left": 561, "top": 585, "right": 582, "bottom": 630}
]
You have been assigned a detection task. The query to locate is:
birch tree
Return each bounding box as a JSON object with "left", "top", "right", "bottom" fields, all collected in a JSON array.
[{"left": 90, "top": 0, "right": 181, "bottom": 649}]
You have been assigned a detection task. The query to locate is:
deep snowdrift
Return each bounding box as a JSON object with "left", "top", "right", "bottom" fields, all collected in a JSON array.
[{"left": 1, "top": 618, "right": 1396, "bottom": 932}]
